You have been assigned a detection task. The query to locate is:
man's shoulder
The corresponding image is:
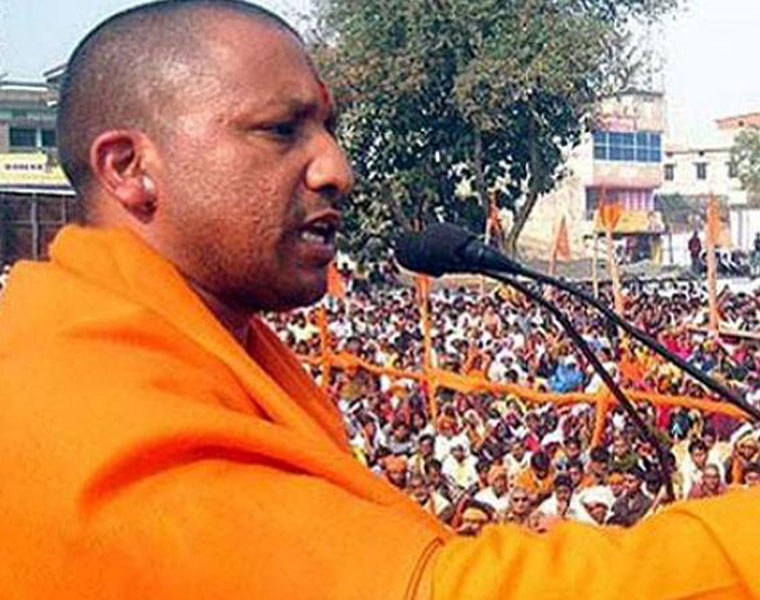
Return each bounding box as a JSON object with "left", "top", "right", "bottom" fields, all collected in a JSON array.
[
  {"left": 474, "top": 487, "right": 494, "bottom": 502},
  {"left": 0, "top": 228, "right": 262, "bottom": 420}
]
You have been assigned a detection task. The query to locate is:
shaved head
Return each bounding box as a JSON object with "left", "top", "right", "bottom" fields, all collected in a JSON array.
[{"left": 57, "top": 0, "right": 301, "bottom": 204}]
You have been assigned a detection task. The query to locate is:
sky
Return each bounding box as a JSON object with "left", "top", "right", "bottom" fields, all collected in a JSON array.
[
  {"left": 662, "top": 0, "right": 760, "bottom": 142},
  {"left": 2, "top": 0, "right": 759, "bottom": 144}
]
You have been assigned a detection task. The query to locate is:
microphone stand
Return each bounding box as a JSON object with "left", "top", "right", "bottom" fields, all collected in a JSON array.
[
  {"left": 492, "top": 272, "right": 675, "bottom": 501},
  {"left": 487, "top": 263, "right": 760, "bottom": 423}
]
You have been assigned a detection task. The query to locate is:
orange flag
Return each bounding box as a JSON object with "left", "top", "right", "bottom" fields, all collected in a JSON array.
[
  {"left": 327, "top": 262, "right": 346, "bottom": 299},
  {"left": 598, "top": 189, "right": 624, "bottom": 315},
  {"left": 555, "top": 215, "right": 570, "bottom": 260},
  {"left": 599, "top": 202, "right": 623, "bottom": 231},
  {"left": 548, "top": 215, "right": 569, "bottom": 276}
]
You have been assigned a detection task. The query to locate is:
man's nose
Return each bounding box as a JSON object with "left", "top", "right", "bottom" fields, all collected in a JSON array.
[{"left": 305, "top": 133, "right": 354, "bottom": 206}]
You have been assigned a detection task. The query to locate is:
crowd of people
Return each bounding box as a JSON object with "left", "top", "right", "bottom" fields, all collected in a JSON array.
[{"left": 268, "top": 264, "right": 760, "bottom": 535}]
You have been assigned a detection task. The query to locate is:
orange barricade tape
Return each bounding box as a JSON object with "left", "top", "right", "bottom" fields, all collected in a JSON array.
[{"left": 299, "top": 350, "right": 748, "bottom": 445}]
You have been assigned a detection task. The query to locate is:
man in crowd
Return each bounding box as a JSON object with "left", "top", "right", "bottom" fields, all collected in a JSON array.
[
  {"left": 726, "top": 428, "right": 760, "bottom": 484},
  {"left": 609, "top": 467, "right": 653, "bottom": 527},
  {"left": 474, "top": 465, "right": 510, "bottom": 520},
  {"left": 587, "top": 445, "right": 611, "bottom": 487},
  {"left": 515, "top": 449, "right": 556, "bottom": 506},
  {"left": 607, "top": 471, "right": 627, "bottom": 502},
  {"left": 3, "top": 2, "right": 760, "bottom": 598},
  {"left": 386, "top": 419, "right": 415, "bottom": 456},
  {"left": 536, "top": 474, "right": 582, "bottom": 520},
  {"left": 566, "top": 457, "right": 587, "bottom": 490},
  {"left": 433, "top": 415, "right": 469, "bottom": 460},
  {"left": 383, "top": 455, "right": 409, "bottom": 489},
  {"left": 442, "top": 444, "right": 479, "bottom": 490},
  {"left": 424, "top": 458, "right": 455, "bottom": 503},
  {"left": 505, "top": 486, "right": 534, "bottom": 525},
  {"left": 579, "top": 486, "right": 616, "bottom": 526},
  {"left": 408, "top": 472, "right": 454, "bottom": 523},
  {"left": 504, "top": 435, "right": 531, "bottom": 482},
  {"left": 682, "top": 438, "right": 709, "bottom": 497},
  {"left": 457, "top": 506, "right": 491, "bottom": 536},
  {"left": 609, "top": 434, "right": 639, "bottom": 472},
  {"left": 689, "top": 231, "right": 702, "bottom": 274},
  {"left": 689, "top": 464, "right": 726, "bottom": 499}
]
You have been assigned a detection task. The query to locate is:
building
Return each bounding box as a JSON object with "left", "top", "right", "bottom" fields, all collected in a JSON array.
[
  {"left": 0, "top": 77, "right": 59, "bottom": 154},
  {"left": 0, "top": 69, "right": 76, "bottom": 263},
  {"left": 660, "top": 117, "right": 746, "bottom": 210},
  {"left": 520, "top": 90, "right": 667, "bottom": 262},
  {"left": 0, "top": 152, "right": 75, "bottom": 263},
  {"left": 660, "top": 112, "right": 759, "bottom": 263}
]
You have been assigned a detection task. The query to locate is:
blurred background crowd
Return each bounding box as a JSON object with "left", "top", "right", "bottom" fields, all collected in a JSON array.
[{"left": 267, "top": 264, "right": 760, "bottom": 535}]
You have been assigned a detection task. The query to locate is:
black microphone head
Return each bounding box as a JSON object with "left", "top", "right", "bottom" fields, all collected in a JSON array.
[{"left": 394, "top": 223, "right": 476, "bottom": 277}]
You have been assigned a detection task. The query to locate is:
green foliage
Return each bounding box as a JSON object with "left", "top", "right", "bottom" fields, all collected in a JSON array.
[
  {"left": 732, "top": 126, "right": 760, "bottom": 205},
  {"left": 311, "top": 0, "right": 680, "bottom": 256}
]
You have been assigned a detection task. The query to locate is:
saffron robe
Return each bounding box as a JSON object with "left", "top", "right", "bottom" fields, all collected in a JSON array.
[{"left": 1, "top": 225, "right": 759, "bottom": 599}]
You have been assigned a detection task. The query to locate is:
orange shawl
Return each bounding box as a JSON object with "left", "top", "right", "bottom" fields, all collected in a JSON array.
[{"left": 2, "top": 225, "right": 760, "bottom": 599}]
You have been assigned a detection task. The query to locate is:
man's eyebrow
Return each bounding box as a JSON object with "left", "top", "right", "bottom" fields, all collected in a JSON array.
[{"left": 236, "top": 95, "right": 336, "bottom": 121}]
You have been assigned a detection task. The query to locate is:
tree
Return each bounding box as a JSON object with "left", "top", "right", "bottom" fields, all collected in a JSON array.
[
  {"left": 731, "top": 126, "right": 760, "bottom": 205},
  {"left": 311, "top": 0, "right": 680, "bottom": 257}
]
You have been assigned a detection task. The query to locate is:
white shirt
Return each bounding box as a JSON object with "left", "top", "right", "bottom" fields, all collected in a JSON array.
[
  {"left": 442, "top": 454, "right": 479, "bottom": 489},
  {"left": 434, "top": 432, "right": 470, "bottom": 461},
  {"left": 424, "top": 491, "right": 452, "bottom": 517},
  {"left": 474, "top": 487, "right": 510, "bottom": 518},
  {"left": 504, "top": 453, "right": 531, "bottom": 482},
  {"left": 537, "top": 494, "right": 584, "bottom": 520}
]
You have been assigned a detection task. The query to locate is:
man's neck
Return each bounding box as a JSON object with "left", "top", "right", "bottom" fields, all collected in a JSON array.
[{"left": 188, "top": 281, "right": 252, "bottom": 346}]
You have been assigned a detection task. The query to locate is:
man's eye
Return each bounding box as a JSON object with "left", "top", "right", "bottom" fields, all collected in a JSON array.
[{"left": 267, "top": 122, "right": 298, "bottom": 138}]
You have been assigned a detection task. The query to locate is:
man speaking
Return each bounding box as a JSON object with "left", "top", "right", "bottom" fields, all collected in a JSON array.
[{"left": 0, "top": 1, "right": 758, "bottom": 598}]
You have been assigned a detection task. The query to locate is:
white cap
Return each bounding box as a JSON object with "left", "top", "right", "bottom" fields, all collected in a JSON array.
[{"left": 581, "top": 486, "right": 615, "bottom": 509}]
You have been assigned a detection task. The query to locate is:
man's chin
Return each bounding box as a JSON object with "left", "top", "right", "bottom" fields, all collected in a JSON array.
[{"left": 269, "top": 280, "right": 328, "bottom": 313}]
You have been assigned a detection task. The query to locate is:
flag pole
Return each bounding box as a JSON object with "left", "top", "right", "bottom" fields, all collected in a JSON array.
[
  {"left": 416, "top": 275, "right": 437, "bottom": 420},
  {"left": 706, "top": 194, "right": 720, "bottom": 334},
  {"left": 601, "top": 187, "right": 624, "bottom": 315}
]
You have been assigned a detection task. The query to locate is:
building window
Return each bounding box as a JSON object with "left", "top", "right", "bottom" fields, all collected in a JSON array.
[
  {"left": 728, "top": 161, "right": 738, "bottom": 178},
  {"left": 696, "top": 162, "right": 707, "bottom": 180},
  {"left": 593, "top": 132, "right": 608, "bottom": 160},
  {"left": 664, "top": 164, "right": 675, "bottom": 181},
  {"left": 9, "top": 127, "right": 36, "bottom": 149},
  {"left": 585, "top": 187, "right": 600, "bottom": 220},
  {"left": 592, "top": 130, "right": 661, "bottom": 163},
  {"left": 41, "top": 129, "right": 56, "bottom": 148}
]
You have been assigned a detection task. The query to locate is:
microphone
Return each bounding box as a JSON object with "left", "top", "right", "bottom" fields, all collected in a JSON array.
[{"left": 395, "top": 223, "right": 526, "bottom": 277}]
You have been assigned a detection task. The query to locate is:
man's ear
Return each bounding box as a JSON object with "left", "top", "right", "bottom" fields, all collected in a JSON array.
[{"left": 90, "top": 130, "right": 157, "bottom": 222}]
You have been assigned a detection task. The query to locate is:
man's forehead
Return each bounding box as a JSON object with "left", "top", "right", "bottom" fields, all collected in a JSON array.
[{"left": 192, "top": 14, "right": 321, "bottom": 106}]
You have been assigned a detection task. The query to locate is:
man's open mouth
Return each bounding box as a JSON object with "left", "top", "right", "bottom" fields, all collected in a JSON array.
[{"left": 300, "top": 220, "right": 336, "bottom": 245}]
